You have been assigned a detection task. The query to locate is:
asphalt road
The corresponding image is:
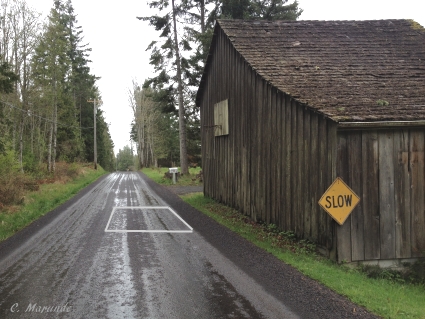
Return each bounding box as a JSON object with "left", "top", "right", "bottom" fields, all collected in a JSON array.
[{"left": 0, "top": 172, "right": 379, "bottom": 318}]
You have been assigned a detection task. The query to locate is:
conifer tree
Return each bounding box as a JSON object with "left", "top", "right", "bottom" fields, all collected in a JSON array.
[
  {"left": 137, "top": 0, "right": 190, "bottom": 174},
  {"left": 32, "top": 2, "right": 71, "bottom": 172}
]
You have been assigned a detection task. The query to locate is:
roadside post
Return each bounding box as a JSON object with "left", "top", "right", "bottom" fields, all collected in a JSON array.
[{"left": 169, "top": 167, "right": 178, "bottom": 184}]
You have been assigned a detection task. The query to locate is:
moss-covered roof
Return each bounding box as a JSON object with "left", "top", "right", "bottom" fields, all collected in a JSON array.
[{"left": 203, "top": 19, "right": 425, "bottom": 122}]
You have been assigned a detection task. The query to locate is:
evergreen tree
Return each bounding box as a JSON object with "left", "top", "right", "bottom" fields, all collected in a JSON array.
[
  {"left": 0, "top": 58, "right": 19, "bottom": 153},
  {"left": 137, "top": 0, "right": 190, "bottom": 174},
  {"left": 116, "top": 145, "right": 135, "bottom": 171},
  {"left": 31, "top": 2, "right": 72, "bottom": 172},
  {"left": 221, "top": 0, "right": 302, "bottom": 20},
  {"left": 0, "top": 59, "right": 19, "bottom": 94},
  {"left": 130, "top": 84, "right": 180, "bottom": 168}
]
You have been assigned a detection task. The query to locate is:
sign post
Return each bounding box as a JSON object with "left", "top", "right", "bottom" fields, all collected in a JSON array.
[
  {"left": 318, "top": 177, "right": 360, "bottom": 225},
  {"left": 169, "top": 167, "right": 178, "bottom": 184}
]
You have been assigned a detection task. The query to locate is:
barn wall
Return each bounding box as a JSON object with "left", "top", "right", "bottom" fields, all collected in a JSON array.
[
  {"left": 336, "top": 129, "right": 425, "bottom": 263},
  {"left": 200, "top": 29, "right": 338, "bottom": 251}
]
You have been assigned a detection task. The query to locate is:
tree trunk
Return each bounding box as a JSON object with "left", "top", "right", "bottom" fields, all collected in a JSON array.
[
  {"left": 48, "top": 119, "right": 53, "bottom": 173},
  {"left": 172, "top": 0, "right": 189, "bottom": 175},
  {"left": 19, "top": 111, "right": 24, "bottom": 172},
  {"left": 52, "top": 102, "right": 57, "bottom": 172}
]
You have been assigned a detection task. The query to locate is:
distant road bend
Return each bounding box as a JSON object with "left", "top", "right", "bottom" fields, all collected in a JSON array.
[{"left": 0, "top": 172, "right": 378, "bottom": 318}]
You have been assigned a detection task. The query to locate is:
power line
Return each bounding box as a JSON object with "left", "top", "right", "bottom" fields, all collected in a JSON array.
[{"left": 0, "top": 99, "right": 95, "bottom": 130}]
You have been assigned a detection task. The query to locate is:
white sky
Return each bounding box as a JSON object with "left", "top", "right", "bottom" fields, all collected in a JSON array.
[{"left": 35, "top": 0, "right": 425, "bottom": 155}]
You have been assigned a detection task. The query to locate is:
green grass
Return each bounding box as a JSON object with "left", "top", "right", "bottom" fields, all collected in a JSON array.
[
  {"left": 0, "top": 166, "right": 107, "bottom": 242},
  {"left": 141, "top": 167, "right": 202, "bottom": 186},
  {"left": 181, "top": 193, "right": 425, "bottom": 319}
]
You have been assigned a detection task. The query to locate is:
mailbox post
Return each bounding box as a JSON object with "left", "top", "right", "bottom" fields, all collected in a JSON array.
[{"left": 169, "top": 167, "right": 178, "bottom": 184}]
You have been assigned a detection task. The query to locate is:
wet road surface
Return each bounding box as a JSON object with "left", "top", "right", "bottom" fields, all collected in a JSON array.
[{"left": 0, "top": 172, "right": 379, "bottom": 318}]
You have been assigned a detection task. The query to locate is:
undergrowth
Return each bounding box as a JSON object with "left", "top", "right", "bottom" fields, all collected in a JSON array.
[
  {"left": 141, "top": 167, "right": 202, "bottom": 186},
  {"left": 0, "top": 162, "right": 106, "bottom": 242}
]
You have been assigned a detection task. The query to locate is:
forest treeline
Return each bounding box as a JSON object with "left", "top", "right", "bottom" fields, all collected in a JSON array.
[
  {"left": 0, "top": 0, "right": 114, "bottom": 178},
  {"left": 128, "top": 0, "right": 302, "bottom": 173}
]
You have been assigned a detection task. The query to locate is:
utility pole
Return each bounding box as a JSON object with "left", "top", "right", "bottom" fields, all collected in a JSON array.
[{"left": 87, "top": 99, "right": 101, "bottom": 169}]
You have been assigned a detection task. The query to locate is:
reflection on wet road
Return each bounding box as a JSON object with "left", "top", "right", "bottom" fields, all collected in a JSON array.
[{"left": 0, "top": 172, "right": 297, "bottom": 318}]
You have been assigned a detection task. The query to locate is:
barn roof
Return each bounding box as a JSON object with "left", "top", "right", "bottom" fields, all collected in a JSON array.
[{"left": 197, "top": 19, "right": 425, "bottom": 122}]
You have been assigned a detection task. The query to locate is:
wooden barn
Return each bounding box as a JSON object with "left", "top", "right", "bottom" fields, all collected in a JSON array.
[{"left": 196, "top": 19, "right": 425, "bottom": 265}]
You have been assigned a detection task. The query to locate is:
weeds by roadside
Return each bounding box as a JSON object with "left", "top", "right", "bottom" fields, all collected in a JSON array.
[
  {"left": 0, "top": 163, "right": 106, "bottom": 242},
  {"left": 360, "top": 259, "right": 425, "bottom": 286},
  {"left": 141, "top": 167, "right": 202, "bottom": 186}
]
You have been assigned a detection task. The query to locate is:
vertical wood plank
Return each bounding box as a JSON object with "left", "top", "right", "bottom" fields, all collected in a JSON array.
[
  {"left": 303, "top": 109, "right": 311, "bottom": 239},
  {"left": 284, "top": 95, "right": 292, "bottom": 231},
  {"left": 290, "top": 99, "right": 298, "bottom": 231},
  {"left": 256, "top": 73, "right": 263, "bottom": 221},
  {"left": 270, "top": 88, "right": 278, "bottom": 224},
  {"left": 362, "top": 131, "right": 381, "bottom": 260},
  {"left": 410, "top": 130, "right": 425, "bottom": 257},
  {"left": 260, "top": 80, "right": 268, "bottom": 222},
  {"left": 318, "top": 117, "right": 328, "bottom": 248},
  {"left": 327, "top": 122, "right": 337, "bottom": 252},
  {"left": 379, "top": 131, "right": 396, "bottom": 259},
  {"left": 295, "top": 103, "right": 304, "bottom": 237},
  {"left": 310, "top": 113, "right": 319, "bottom": 241},
  {"left": 394, "top": 130, "right": 411, "bottom": 258},
  {"left": 264, "top": 83, "right": 272, "bottom": 224},
  {"left": 280, "top": 94, "right": 287, "bottom": 230},
  {"left": 249, "top": 72, "right": 257, "bottom": 220},
  {"left": 348, "top": 132, "right": 364, "bottom": 261},
  {"left": 336, "top": 132, "right": 352, "bottom": 263},
  {"left": 276, "top": 93, "right": 283, "bottom": 229}
]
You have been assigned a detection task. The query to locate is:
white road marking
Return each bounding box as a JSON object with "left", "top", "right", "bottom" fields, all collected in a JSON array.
[{"left": 105, "top": 206, "right": 193, "bottom": 233}]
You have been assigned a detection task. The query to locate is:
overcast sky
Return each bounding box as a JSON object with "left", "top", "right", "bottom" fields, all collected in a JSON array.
[{"left": 35, "top": 0, "right": 425, "bottom": 155}]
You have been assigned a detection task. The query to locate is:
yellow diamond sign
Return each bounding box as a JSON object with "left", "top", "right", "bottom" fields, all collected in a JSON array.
[{"left": 318, "top": 177, "right": 360, "bottom": 225}]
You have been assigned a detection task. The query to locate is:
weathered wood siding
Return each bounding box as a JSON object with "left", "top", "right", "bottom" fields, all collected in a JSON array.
[
  {"left": 200, "top": 29, "right": 337, "bottom": 251},
  {"left": 336, "top": 129, "right": 425, "bottom": 262},
  {"left": 199, "top": 28, "right": 425, "bottom": 262}
]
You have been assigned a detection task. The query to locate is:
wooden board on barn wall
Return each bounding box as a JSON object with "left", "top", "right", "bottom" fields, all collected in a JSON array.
[
  {"left": 328, "top": 123, "right": 338, "bottom": 259},
  {"left": 309, "top": 113, "right": 319, "bottom": 241},
  {"left": 270, "top": 87, "right": 278, "bottom": 225},
  {"left": 348, "top": 132, "right": 364, "bottom": 261},
  {"left": 327, "top": 120, "right": 338, "bottom": 251},
  {"left": 290, "top": 98, "right": 298, "bottom": 231},
  {"left": 284, "top": 95, "right": 292, "bottom": 231},
  {"left": 214, "top": 100, "right": 229, "bottom": 136},
  {"left": 394, "top": 130, "right": 411, "bottom": 258},
  {"left": 379, "top": 131, "right": 396, "bottom": 259},
  {"left": 279, "top": 93, "right": 287, "bottom": 230},
  {"left": 336, "top": 132, "right": 352, "bottom": 263},
  {"left": 362, "top": 131, "right": 380, "bottom": 260},
  {"left": 276, "top": 93, "right": 284, "bottom": 229},
  {"left": 303, "top": 108, "right": 311, "bottom": 239},
  {"left": 264, "top": 82, "right": 271, "bottom": 224},
  {"left": 296, "top": 102, "right": 304, "bottom": 237},
  {"left": 248, "top": 66, "right": 256, "bottom": 220},
  {"left": 258, "top": 74, "right": 266, "bottom": 222},
  {"left": 410, "top": 130, "right": 425, "bottom": 257},
  {"left": 317, "top": 118, "right": 328, "bottom": 248}
]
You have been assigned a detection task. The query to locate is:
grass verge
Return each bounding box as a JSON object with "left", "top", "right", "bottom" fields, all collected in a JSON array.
[
  {"left": 0, "top": 165, "right": 106, "bottom": 243},
  {"left": 181, "top": 192, "right": 425, "bottom": 319},
  {"left": 141, "top": 167, "right": 202, "bottom": 186}
]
